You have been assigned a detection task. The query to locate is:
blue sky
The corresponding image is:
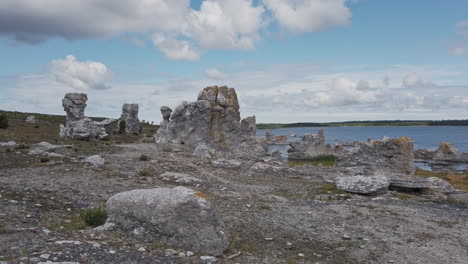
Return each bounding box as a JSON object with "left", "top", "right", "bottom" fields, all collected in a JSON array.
[{"left": 1, "top": 0, "right": 468, "bottom": 123}]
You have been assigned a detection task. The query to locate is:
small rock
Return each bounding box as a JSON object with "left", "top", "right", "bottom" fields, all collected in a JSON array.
[
  {"left": 178, "top": 252, "right": 186, "bottom": 257},
  {"left": 84, "top": 155, "right": 105, "bottom": 168},
  {"left": 165, "top": 249, "right": 177, "bottom": 256},
  {"left": 265, "top": 237, "right": 273, "bottom": 241},
  {"left": 186, "top": 251, "right": 194, "bottom": 257},
  {"left": 246, "top": 204, "right": 252, "bottom": 208},
  {"left": 109, "top": 250, "right": 116, "bottom": 254},
  {"left": 137, "top": 247, "right": 146, "bottom": 252},
  {"left": 39, "top": 254, "right": 50, "bottom": 259},
  {"left": 342, "top": 234, "right": 351, "bottom": 240},
  {"left": 200, "top": 256, "right": 216, "bottom": 261},
  {"left": 298, "top": 253, "right": 305, "bottom": 257}
]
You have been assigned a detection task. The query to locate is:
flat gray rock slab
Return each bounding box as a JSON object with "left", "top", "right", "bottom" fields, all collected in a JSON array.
[
  {"left": 160, "top": 172, "right": 202, "bottom": 184},
  {"left": 336, "top": 175, "right": 389, "bottom": 195}
]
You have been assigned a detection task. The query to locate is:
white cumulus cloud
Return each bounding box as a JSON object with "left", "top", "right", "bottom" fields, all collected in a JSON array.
[
  {"left": 204, "top": 68, "right": 228, "bottom": 80},
  {"left": 263, "top": 0, "right": 351, "bottom": 33},
  {"left": 152, "top": 34, "right": 200, "bottom": 61},
  {"left": 0, "top": 0, "right": 354, "bottom": 60},
  {"left": 50, "top": 55, "right": 113, "bottom": 90}
]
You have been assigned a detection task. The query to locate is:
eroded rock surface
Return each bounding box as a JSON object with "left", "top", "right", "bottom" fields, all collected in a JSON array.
[
  {"left": 336, "top": 137, "right": 415, "bottom": 175},
  {"left": 154, "top": 86, "right": 265, "bottom": 157},
  {"left": 59, "top": 93, "right": 108, "bottom": 140},
  {"left": 26, "top": 115, "right": 37, "bottom": 123},
  {"left": 336, "top": 175, "right": 389, "bottom": 195},
  {"left": 103, "top": 187, "right": 229, "bottom": 256},
  {"left": 288, "top": 129, "right": 331, "bottom": 160},
  {"left": 119, "top": 104, "right": 140, "bottom": 133}
]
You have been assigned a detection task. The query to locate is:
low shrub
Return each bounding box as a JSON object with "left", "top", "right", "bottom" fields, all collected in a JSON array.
[
  {"left": 0, "top": 114, "right": 8, "bottom": 129},
  {"left": 139, "top": 154, "right": 150, "bottom": 161},
  {"left": 40, "top": 157, "right": 50, "bottom": 163},
  {"left": 118, "top": 120, "right": 126, "bottom": 134},
  {"left": 80, "top": 208, "right": 108, "bottom": 227}
]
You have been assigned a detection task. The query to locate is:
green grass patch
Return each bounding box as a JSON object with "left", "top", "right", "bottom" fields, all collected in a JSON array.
[
  {"left": 289, "top": 155, "right": 336, "bottom": 167},
  {"left": 80, "top": 208, "right": 108, "bottom": 227},
  {"left": 415, "top": 169, "right": 468, "bottom": 191},
  {"left": 139, "top": 154, "right": 150, "bottom": 161}
]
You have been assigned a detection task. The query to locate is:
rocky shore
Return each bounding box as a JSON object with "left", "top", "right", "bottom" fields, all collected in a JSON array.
[{"left": 0, "top": 86, "right": 467, "bottom": 264}]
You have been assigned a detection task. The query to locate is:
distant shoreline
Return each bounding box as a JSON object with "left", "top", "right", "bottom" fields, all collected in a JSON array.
[
  {"left": 257, "top": 120, "right": 468, "bottom": 129},
  {"left": 2, "top": 109, "right": 467, "bottom": 129}
]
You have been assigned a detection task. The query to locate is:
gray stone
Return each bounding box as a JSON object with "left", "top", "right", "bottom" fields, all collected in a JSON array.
[
  {"left": 288, "top": 129, "right": 330, "bottom": 160},
  {"left": 0, "top": 141, "right": 17, "bottom": 147},
  {"left": 62, "top": 93, "right": 87, "bottom": 122},
  {"left": 26, "top": 115, "right": 37, "bottom": 123},
  {"left": 433, "top": 142, "right": 464, "bottom": 162},
  {"left": 119, "top": 104, "right": 140, "bottom": 133},
  {"left": 249, "top": 162, "right": 300, "bottom": 177},
  {"left": 84, "top": 155, "right": 105, "bottom": 168},
  {"left": 155, "top": 86, "right": 265, "bottom": 157},
  {"left": 212, "top": 159, "right": 242, "bottom": 169},
  {"left": 193, "top": 143, "right": 218, "bottom": 159},
  {"left": 335, "top": 175, "right": 390, "bottom": 195},
  {"left": 336, "top": 137, "right": 415, "bottom": 175},
  {"left": 60, "top": 118, "right": 109, "bottom": 141},
  {"left": 426, "top": 177, "right": 455, "bottom": 192},
  {"left": 104, "top": 187, "right": 229, "bottom": 256},
  {"left": 59, "top": 93, "right": 109, "bottom": 140},
  {"left": 160, "top": 172, "right": 202, "bottom": 185},
  {"left": 160, "top": 106, "right": 172, "bottom": 121},
  {"left": 388, "top": 178, "right": 431, "bottom": 191},
  {"left": 28, "top": 141, "right": 70, "bottom": 155},
  {"left": 94, "top": 119, "right": 118, "bottom": 135}
]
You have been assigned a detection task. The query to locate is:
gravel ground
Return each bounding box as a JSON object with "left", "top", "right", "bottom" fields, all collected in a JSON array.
[{"left": 1, "top": 143, "right": 467, "bottom": 264}]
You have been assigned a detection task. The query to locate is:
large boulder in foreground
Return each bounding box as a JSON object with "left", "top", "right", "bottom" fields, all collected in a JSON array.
[
  {"left": 336, "top": 136, "right": 415, "bottom": 175},
  {"left": 104, "top": 187, "right": 229, "bottom": 256},
  {"left": 336, "top": 175, "right": 389, "bottom": 195},
  {"left": 154, "top": 86, "right": 265, "bottom": 157}
]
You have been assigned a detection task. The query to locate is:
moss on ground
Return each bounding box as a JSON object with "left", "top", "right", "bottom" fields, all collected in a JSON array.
[{"left": 415, "top": 169, "right": 468, "bottom": 191}]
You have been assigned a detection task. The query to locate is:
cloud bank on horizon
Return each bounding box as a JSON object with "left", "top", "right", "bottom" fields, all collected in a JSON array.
[{"left": 0, "top": 0, "right": 468, "bottom": 123}]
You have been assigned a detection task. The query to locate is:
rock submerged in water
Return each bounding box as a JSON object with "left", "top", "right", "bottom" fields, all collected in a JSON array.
[
  {"left": 335, "top": 175, "right": 390, "bottom": 195},
  {"left": 103, "top": 187, "right": 229, "bottom": 256},
  {"left": 154, "top": 86, "right": 265, "bottom": 157}
]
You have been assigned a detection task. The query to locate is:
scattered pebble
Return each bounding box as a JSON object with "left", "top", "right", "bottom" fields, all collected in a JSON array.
[
  {"left": 178, "top": 252, "right": 186, "bottom": 257},
  {"left": 137, "top": 247, "right": 146, "bottom": 252},
  {"left": 298, "top": 253, "right": 305, "bottom": 257},
  {"left": 200, "top": 256, "right": 216, "bottom": 261},
  {"left": 265, "top": 237, "right": 273, "bottom": 241},
  {"left": 186, "top": 251, "right": 194, "bottom": 257},
  {"left": 109, "top": 250, "right": 116, "bottom": 254},
  {"left": 245, "top": 204, "right": 252, "bottom": 208},
  {"left": 342, "top": 234, "right": 351, "bottom": 240},
  {"left": 165, "top": 249, "right": 177, "bottom": 256},
  {"left": 40, "top": 254, "right": 50, "bottom": 259}
]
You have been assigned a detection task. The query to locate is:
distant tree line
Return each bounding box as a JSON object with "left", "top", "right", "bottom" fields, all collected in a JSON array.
[{"left": 428, "top": 120, "right": 468, "bottom": 126}]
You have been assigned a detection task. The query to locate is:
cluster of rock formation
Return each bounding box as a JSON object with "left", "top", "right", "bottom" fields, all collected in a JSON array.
[
  {"left": 287, "top": 129, "right": 333, "bottom": 160},
  {"left": 336, "top": 136, "right": 415, "bottom": 175},
  {"left": 59, "top": 93, "right": 140, "bottom": 140},
  {"left": 155, "top": 86, "right": 265, "bottom": 157},
  {"left": 415, "top": 142, "right": 468, "bottom": 163},
  {"left": 59, "top": 93, "right": 109, "bottom": 140}
]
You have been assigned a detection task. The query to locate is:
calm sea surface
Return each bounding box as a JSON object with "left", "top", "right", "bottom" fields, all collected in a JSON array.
[{"left": 257, "top": 126, "right": 468, "bottom": 153}]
